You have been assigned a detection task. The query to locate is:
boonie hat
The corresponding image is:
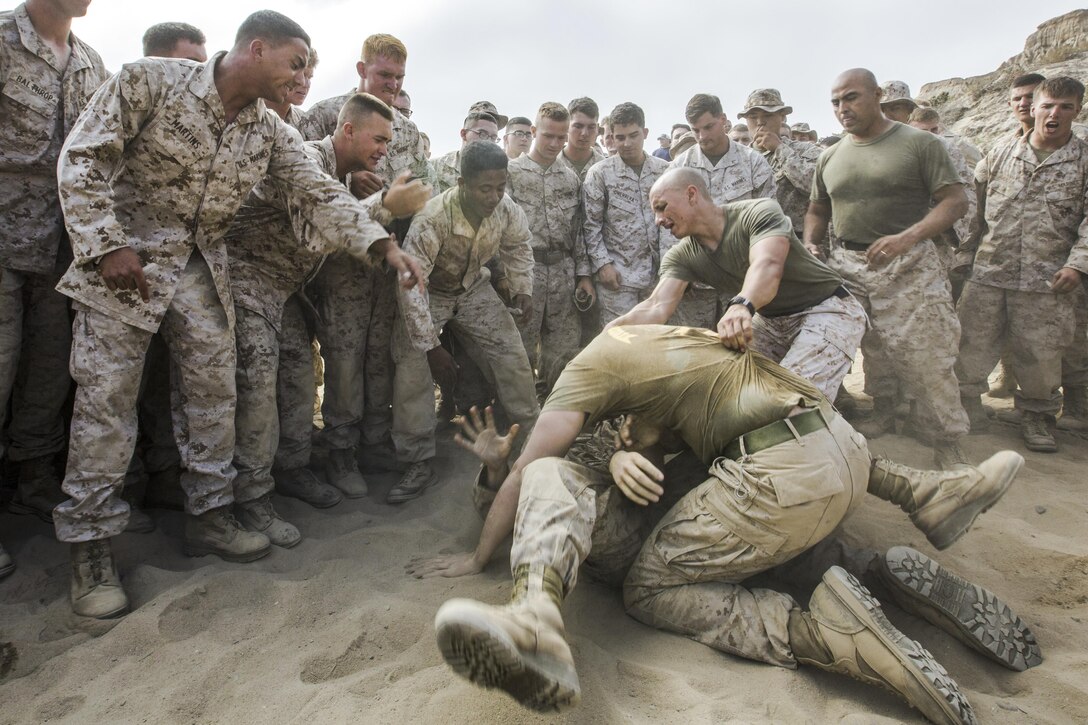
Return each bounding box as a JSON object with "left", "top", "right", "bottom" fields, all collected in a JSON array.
[
  {"left": 879, "top": 81, "right": 918, "bottom": 110},
  {"left": 469, "top": 101, "right": 509, "bottom": 129},
  {"left": 738, "top": 88, "right": 793, "bottom": 119}
]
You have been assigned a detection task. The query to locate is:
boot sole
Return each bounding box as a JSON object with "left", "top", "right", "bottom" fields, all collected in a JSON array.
[
  {"left": 823, "top": 567, "right": 977, "bottom": 725},
  {"left": 74, "top": 601, "right": 130, "bottom": 619},
  {"left": 7, "top": 501, "right": 54, "bottom": 524},
  {"left": 435, "top": 605, "right": 580, "bottom": 712},
  {"left": 0, "top": 562, "right": 15, "bottom": 579},
  {"left": 274, "top": 486, "right": 344, "bottom": 509},
  {"left": 924, "top": 453, "right": 1021, "bottom": 551},
  {"left": 183, "top": 543, "right": 271, "bottom": 563},
  {"left": 879, "top": 547, "right": 1042, "bottom": 671}
]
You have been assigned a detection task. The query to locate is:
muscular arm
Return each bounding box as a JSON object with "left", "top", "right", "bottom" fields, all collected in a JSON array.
[
  {"left": 606, "top": 277, "right": 688, "bottom": 329},
  {"left": 802, "top": 199, "right": 832, "bottom": 257},
  {"left": 739, "top": 236, "right": 788, "bottom": 308}
]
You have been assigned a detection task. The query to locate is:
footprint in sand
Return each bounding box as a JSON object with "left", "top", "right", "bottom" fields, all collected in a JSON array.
[
  {"left": 157, "top": 575, "right": 276, "bottom": 642},
  {"left": 36, "top": 695, "right": 85, "bottom": 721}
]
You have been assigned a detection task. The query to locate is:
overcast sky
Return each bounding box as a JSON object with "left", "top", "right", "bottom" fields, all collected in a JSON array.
[{"left": 68, "top": 0, "right": 1079, "bottom": 156}]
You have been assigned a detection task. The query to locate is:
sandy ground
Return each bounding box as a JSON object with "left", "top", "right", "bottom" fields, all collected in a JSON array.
[{"left": 1, "top": 369, "right": 1086, "bottom": 725}]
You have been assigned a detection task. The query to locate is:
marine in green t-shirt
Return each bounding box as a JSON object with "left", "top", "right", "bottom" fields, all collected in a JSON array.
[
  {"left": 608, "top": 168, "right": 866, "bottom": 402},
  {"left": 810, "top": 121, "right": 962, "bottom": 247}
]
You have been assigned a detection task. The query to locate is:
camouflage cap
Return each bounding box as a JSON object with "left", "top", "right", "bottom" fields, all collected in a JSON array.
[
  {"left": 468, "top": 101, "right": 508, "bottom": 129},
  {"left": 738, "top": 88, "right": 793, "bottom": 119},
  {"left": 670, "top": 130, "right": 697, "bottom": 158},
  {"left": 879, "top": 81, "right": 918, "bottom": 110},
  {"left": 657, "top": 133, "right": 669, "bottom": 140},
  {"left": 791, "top": 122, "right": 812, "bottom": 134}
]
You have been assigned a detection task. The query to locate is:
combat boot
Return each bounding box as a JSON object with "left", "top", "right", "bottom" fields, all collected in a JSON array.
[
  {"left": 1020, "top": 411, "right": 1057, "bottom": 453},
  {"left": 236, "top": 495, "right": 302, "bottom": 548},
  {"left": 878, "top": 547, "right": 1042, "bottom": 672},
  {"left": 855, "top": 396, "right": 897, "bottom": 439},
  {"left": 184, "top": 506, "right": 271, "bottom": 562},
  {"left": 868, "top": 451, "right": 1022, "bottom": 550},
  {"left": 325, "top": 448, "right": 368, "bottom": 498},
  {"left": 435, "top": 563, "right": 580, "bottom": 712},
  {"left": 9, "top": 454, "right": 65, "bottom": 523},
  {"left": 789, "top": 567, "right": 976, "bottom": 725},
  {"left": 70, "top": 539, "right": 129, "bottom": 619},
  {"left": 0, "top": 542, "right": 14, "bottom": 580},
  {"left": 274, "top": 466, "right": 343, "bottom": 509},
  {"left": 1057, "top": 386, "right": 1088, "bottom": 432}
]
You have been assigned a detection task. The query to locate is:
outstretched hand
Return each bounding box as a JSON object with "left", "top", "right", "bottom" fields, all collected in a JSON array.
[
  {"left": 453, "top": 405, "right": 520, "bottom": 469},
  {"left": 405, "top": 552, "right": 483, "bottom": 579}
]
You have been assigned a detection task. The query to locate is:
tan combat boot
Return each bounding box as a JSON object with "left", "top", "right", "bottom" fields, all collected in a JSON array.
[
  {"left": 434, "top": 563, "right": 580, "bottom": 712},
  {"left": 325, "top": 448, "right": 368, "bottom": 498},
  {"left": 0, "top": 542, "right": 14, "bottom": 580},
  {"left": 184, "top": 506, "right": 271, "bottom": 562},
  {"left": 878, "top": 547, "right": 1042, "bottom": 672},
  {"left": 790, "top": 567, "right": 976, "bottom": 725},
  {"left": 236, "top": 495, "right": 301, "bottom": 548},
  {"left": 70, "top": 539, "right": 129, "bottom": 619},
  {"left": 867, "top": 451, "right": 1022, "bottom": 550}
]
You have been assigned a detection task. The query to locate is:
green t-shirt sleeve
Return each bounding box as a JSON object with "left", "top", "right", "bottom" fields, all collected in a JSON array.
[
  {"left": 658, "top": 239, "right": 703, "bottom": 283},
  {"left": 811, "top": 147, "right": 832, "bottom": 203},
  {"left": 744, "top": 199, "right": 794, "bottom": 248},
  {"left": 919, "top": 134, "right": 964, "bottom": 194}
]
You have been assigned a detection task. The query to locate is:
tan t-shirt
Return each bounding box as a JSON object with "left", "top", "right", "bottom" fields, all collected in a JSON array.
[
  {"left": 542, "top": 325, "right": 826, "bottom": 464},
  {"left": 811, "top": 122, "right": 961, "bottom": 247}
]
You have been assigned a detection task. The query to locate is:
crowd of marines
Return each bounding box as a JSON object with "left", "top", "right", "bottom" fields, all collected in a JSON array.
[{"left": 2, "top": 3, "right": 1085, "bottom": 724}]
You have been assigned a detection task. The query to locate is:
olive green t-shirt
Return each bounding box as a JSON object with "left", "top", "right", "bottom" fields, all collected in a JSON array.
[
  {"left": 542, "top": 325, "right": 827, "bottom": 465},
  {"left": 659, "top": 199, "right": 843, "bottom": 316},
  {"left": 811, "top": 122, "right": 962, "bottom": 246}
]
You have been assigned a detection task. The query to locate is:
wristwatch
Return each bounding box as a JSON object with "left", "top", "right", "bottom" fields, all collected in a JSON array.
[{"left": 726, "top": 295, "right": 756, "bottom": 316}]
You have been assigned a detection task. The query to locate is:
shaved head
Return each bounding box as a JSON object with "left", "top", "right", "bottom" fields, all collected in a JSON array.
[
  {"left": 652, "top": 168, "right": 711, "bottom": 201},
  {"left": 834, "top": 68, "right": 879, "bottom": 92}
]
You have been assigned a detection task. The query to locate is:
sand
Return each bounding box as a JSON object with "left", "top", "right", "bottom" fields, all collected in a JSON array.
[{"left": 1, "top": 374, "right": 1086, "bottom": 724}]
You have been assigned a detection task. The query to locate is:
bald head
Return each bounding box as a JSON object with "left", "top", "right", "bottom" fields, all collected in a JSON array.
[
  {"left": 652, "top": 168, "right": 712, "bottom": 202},
  {"left": 834, "top": 68, "right": 879, "bottom": 93}
]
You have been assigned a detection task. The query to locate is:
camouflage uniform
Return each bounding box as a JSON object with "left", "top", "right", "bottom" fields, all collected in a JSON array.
[
  {"left": 0, "top": 4, "right": 107, "bottom": 463},
  {"left": 430, "top": 148, "right": 460, "bottom": 193},
  {"left": 582, "top": 154, "right": 671, "bottom": 324},
  {"left": 227, "top": 136, "right": 390, "bottom": 502},
  {"left": 668, "top": 141, "right": 777, "bottom": 328},
  {"left": 393, "top": 189, "right": 539, "bottom": 463},
  {"left": 956, "top": 134, "right": 1088, "bottom": 415},
  {"left": 862, "top": 136, "right": 978, "bottom": 403},
  {"left": 301, "top": 96, "right": 432, "bottom": 451},
  {"left": 558, "top": 146, "right": 607, "bottom": 183},
  {"left": 52, "top": 56, "right": 394, "bottom": 542},
  {"left": 942, "top": 131, "right": 982, "bottom": 172},
  {"left": 507, "top": 154, "right": 585, "bottom": 387},
  {"left": 759, "top": 138, "right": 822, "bottom": 235},
  {"left": 510, "top": 411, "right": 869, "bottom": 668}
]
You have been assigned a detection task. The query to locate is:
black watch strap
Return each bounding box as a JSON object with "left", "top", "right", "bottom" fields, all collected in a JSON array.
[{"left": 727, "top": 295, "right": 755, "bottom": 315}]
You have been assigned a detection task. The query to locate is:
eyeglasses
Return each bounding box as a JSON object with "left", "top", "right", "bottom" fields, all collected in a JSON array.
[
  {"left": 505, "top": 130, "right": 532, "bottom": 140},
  {"left": 468, "top": 128, "right": 498, "bottom": 142},
  {"left": 395, "top": 106, "right": 412, "bottom": 118}
]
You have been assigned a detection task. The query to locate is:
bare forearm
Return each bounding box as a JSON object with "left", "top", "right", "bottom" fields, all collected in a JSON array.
[
  {"left": 803, "top": 203, "right": 831, "bottom": 246},
  {"left": 612, "top": 297, "right": 672, "bottom": 327},
  {"left": 739, "top": 257, "right": 783, "bottom": 310},
  {"left": 471, "top": 465, "right": 522, "bottom": 567}
]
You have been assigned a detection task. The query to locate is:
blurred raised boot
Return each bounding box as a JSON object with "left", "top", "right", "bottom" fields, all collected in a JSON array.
[
  {"left": 435, "top": 564, "right": 580, "bottom": 712},
  {"left": 325, "top": 447, "right": 368, "bottom": 498},
  {"left": 867, "top": 452, "right": 1022, "bottom": 550}
]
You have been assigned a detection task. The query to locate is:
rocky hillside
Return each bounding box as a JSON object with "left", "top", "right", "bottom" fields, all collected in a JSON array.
[{"left": 920, "top": 10, "right": 1088, "bottom": 152}]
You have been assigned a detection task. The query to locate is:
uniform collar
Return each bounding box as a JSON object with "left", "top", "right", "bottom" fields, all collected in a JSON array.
[
  {"left": 1015, "top": 132, "right": 1081, "bottom": 168},
  {"left": 188, "top": 51, "right": 266, "bottom": 127},
  {"left": 14, "top": 2, "right": 93, "bottom": 74}
]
